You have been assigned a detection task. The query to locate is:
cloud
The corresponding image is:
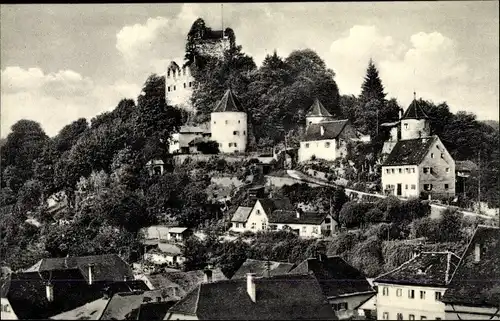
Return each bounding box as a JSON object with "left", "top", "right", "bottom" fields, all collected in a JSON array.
[
  {"left": 327, "top": 26, "right": 498, "bottom": 120},
  {"left": 1, "top": 66, "right": 140, "bottom": 137}
]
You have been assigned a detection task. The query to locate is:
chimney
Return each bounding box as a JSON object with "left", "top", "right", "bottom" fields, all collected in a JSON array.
[
  {"left": 172, "top": 286, "right": 178, "bottom": 297},
  {"left": 264, "top": 260, "right": 271, "bottom": 278},
  {"left": 320, "top": 126, "right": 325, "bottom": 136},
  {"left": 246, "top": 273, "right": 256, "bottom": 302},
  {"left": 88, "top": 264, "right": 94, "bottom": 285},
  {"left": 46, "top": 282, "right": 54, "bottom": 302}
]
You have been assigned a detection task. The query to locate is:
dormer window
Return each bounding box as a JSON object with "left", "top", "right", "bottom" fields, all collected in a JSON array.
[{"left": 475, "top": 243, "right": 481, "bottom": 262}]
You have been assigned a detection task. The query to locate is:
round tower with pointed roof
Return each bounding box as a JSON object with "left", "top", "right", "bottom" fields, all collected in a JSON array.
[
  {"left": 306, "top": 99, "right": 334, "bottom": 128},
  {"left": 210, "top": 89, "right": 247, "bottom": 153},
  {"left": 401, "top": 93, "right": 431, "bottom": 140}
]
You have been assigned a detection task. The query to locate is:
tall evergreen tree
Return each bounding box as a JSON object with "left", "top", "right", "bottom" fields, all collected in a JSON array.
[{"left": 360, "top": 59, "right": 386, "bottom": 103}]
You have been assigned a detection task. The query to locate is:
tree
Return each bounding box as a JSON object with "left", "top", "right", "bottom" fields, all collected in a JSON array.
[
  {"left": 181, "top": 236, "right": 209, "bottom": 271},
  {"left": 53, "top": 118, "right": 88, "bottom": 153},
  {"left": 196, "top": 140, "right": 220, "bottom": 154},
  {"left": 359, "top": 59, "right": 386, "bottom": 104},
  {"left": 16, "top": 179, "right": 44, "bottom": 214}
]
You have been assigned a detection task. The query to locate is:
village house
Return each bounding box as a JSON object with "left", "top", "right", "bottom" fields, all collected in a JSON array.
[
  {"left": 288, "top": 254, "right": 375, "bottom": 320},
  {"left": 168, "top": 124, "right": 211, "bottom": 155},
  {"left": 0, "top": 254, "right": 148, "bottom": 320},
  {"left": 164, "top": 273, "right": 337, "bottom": 320},
  {"left": 144, "top": 243, "right": 185, "bottom": 268},
  {"left": 231, "top": 259, "right": 295, "bottom": 279},
  {"left": 374, "top": 251, "right": 460, "bottom": 320},
  {"left": 141, "top": 226, "right": 192, "bottom": 244},
  {"left": 381, "top": 94, "right": 456, "bottom": 199},
  {"left": 442, "top": 225, "right": 500, "bottom": 320},
  {"left": 230, "top": 198, "right": 338, "bottom": 238},
  {"left": 299, "top": 99, "right": 368, "bottom": 163}
]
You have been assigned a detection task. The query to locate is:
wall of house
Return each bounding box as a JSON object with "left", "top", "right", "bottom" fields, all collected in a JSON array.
[
  {"left": 320, "top": 214, "right": 339, "bottom": 235},
  {"left": 245, "top": 201, "right": 268, "bottom": 232},
  {"left": 329, "top": 293, "right": 374, "bottom": 320},
  {"left": 298, "top": 139, "right": 338, "bottom": 163},
  {"left": 145, "top": 253, "right": 181, "bottom": 266},
  {"left": 165, "top": 63, "right": 195, "bottom": 111},
  {"left": 418, "top": 138, "right": 456, "bottom": 198},
  {"left": 210, "top": 112, "right": 248, "bottom": 153},
  {"left": 306, "top": 116, "right": 334, "bottom": 127},
  {"left": 172, "top": 154, "right": 247, "bottom": 165},
  {"left": 230, "top": 221, "right": 248, "bottom": 232},
  {"left": 376, "top": 283, "right": 447, "bottom": 320},
  {"left": 401, "top": 119, "right": 431, "bottom": 140},
  {"left": 381, "top": 165, "right": 420, "bottom": 198},
  {"left": 445, "top": 304, "right": 500, "bottom": 320},
  {"left": 196, "top": 38, "right": 230, "bottom": 58},
  {"left": 0, "top": 298, "right": 17, "bottom": 320},
  {"left": 272, "top": 222, "right": 323, "bottom": 238},
  {"left": 169, "top": 133, "right": 181, "bottom": 154},
  {"left": 165, "top": 312, "right": 199, "bottom": 320}
]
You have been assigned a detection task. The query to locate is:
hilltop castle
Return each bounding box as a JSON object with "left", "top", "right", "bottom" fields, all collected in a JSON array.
[{"left": 165, "top": 20, "right": 235, "bottom": 112}]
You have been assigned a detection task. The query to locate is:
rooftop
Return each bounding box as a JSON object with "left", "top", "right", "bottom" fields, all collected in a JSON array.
[
  {"left": 306, "top": 99, "right": 333, "bottom": 118},
  {"left": 442, "top": 225, "right": 500, "bottom": 308},
  {"left": 167, "top": 274, "right": 337, "bottom": 320},
  {"left": 289, "top": 256, "right": 374, "bottom": 299},
  {"left": 374, "top": 251, "right": 460, "bottom": 287},
  {"left": 402, "top": 98, "right": 430, "bottom": 120},
  {"left": 383, "top": 136, "right": 438, "bottom": 166},
  {"left": 269, "top": 209, "right": 329, "bottom": 225},
  {"left": 303, "top": 120, "right": 350, "bottom": 141},
  {"left": 256, "top": 198, "right": 294, "bottom": 215},
  {"left": 231, "top": 259, "right": 295, "bottom": 279},
  {"left": 50, "top": 297, "right": 109, "bottom": 320},
  {"left": 212, "top": 89, "right": 244, "bottom": 113},
  {"left": 231, "top": 206, "right": 253, "bottom": 222}
]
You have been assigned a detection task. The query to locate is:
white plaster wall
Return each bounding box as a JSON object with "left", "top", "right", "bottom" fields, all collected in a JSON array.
[
  {"left": 376, "top": 283, "right": 446, "bottom": 320},
  {"left": 169, "top": 133, "right": 181, "bottom": 154},
  {"left": 230, "top": 222, "right": 248, "bottom": 233},
  {"left": 298, "top": 139, "right": 338, "bottom": 163},
  {"left": 210, "top": 112, "right": 247, "bottom": 153},
  {"left": 245, "top": 201, "right": 269, "bottom": 232},
  {"left": 418, "top": 138, "right": 456, "bottom": 197},
  {"left": 0, "top": 298, "right": 17, "bottom": 320},
  {"left": 401, "top": 119, "right": 431, "bottom": 140},
  {"left": 381, "top": 165, "right": 420, "bottom": 197}
]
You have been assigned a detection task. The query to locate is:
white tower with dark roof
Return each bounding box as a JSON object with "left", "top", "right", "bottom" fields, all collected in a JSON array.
[
  {"left": 400, "top": 93, "right": 431, "bottom": 140},
  {"left": 210, "top": 89, "right": 247, "bottom": 153}
]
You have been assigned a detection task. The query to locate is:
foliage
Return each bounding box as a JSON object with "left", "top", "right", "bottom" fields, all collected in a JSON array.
[{"left": 196, "top": 140, "right": 220, "bottom": 154}]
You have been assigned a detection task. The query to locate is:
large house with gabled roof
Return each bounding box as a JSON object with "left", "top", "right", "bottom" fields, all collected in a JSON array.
[
  {"left": 374, "top": 251, "right": 460, "bottom": 321},
  {"left": 381, "top": 94, "right": 455, "bottom": 199},
  {"left": 299, "top": 99, "right": 369, "bottom": 163},
  {"left": 442, "top": 225, "right": 500, "bottom": 320}
]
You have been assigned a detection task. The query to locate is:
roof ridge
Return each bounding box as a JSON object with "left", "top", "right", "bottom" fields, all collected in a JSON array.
[
  {"left": 374, "top": 255, "right": 419, "bottom": 281},
  {"left": 447, "top": 226, "right": 479, "bottom": 285}
]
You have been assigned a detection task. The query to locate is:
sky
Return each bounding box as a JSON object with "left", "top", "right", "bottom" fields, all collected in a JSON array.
[{"left": 1, "top": 2, "right": 499, "bottom": 137}]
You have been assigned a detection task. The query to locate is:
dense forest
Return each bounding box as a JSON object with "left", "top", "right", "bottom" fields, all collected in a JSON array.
[{"left": 0, "top": 18, "right": 498, "bottom": 272}]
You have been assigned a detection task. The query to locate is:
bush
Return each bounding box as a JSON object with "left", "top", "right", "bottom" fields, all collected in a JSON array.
[{"left": 197, "top": 141, "right": 220, "bottom": 154}]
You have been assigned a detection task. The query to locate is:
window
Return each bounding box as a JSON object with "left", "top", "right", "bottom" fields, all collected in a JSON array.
[
  {"left": 444, "top": 184, "right": 449, "bottom": 190},
  {"left": 408, "top": 289, "right": 415, "bottom": 299},
  {"left": 234, "top": 143, "right": 238, "bottom": 147},
  {"left": 251, "top": 222, "right": 256, "bottom": 229},
  {"left": 382, "top": 287, "right": 389, "bottom": 296},
  {"left": 446, "top": 168, "right": 450, "bottom": 173},
  {"left": 404, "top": 123, "right": 408, "bottom": 129},
  {"left": 256, "top": 210, "right": 261, "bottom": 215},
  {"left": 262, "top": 222, "right": 267, "bottom": 230},
  {"left": 412, "top": 168, "right": 416, "bottom": 173},
  {"left": 301, "top": 226, "right": 307, "bottom": 233},
  {"left": 441, "top": 153, "right": 444, "bottom": 158},
  {"left": 305, "top": 143, "right": 310, "bottom": 148},
  {"left": 409, "top": 315, "right": 415, "bottom": 320},
  {"left": 312, "top": 226, "right": 318, "bottom": 234},
  {"left": 325, "top": 218, "right": 331, "bottom": 223},
  {"left": 386, "top": 169, "right": 390, "bottom": 174},
  {"left": 189, "top": 82, "right": 192, "bottom": 87},
  {"left": 431, "top": 153, "right": 434, "bottom": 158},
  {"left": 399, "top": 168, "right": 402, "bottom": 174},
  {"left": 411, "top": 184, "right": 416, "bottom": 190},
  {"left": 397, "top": 313, "right": 404, "bottom": 320},
  {"left": 423, "top": 167, "right": 430, "bottom": 174},
  {"left": 386, "top": 184, "right": 391, "bottom": 190},
  {"left": 396, "top": 288, "right": 402, "bottom": 297},
  {"left": 424, "top": 184, "right": 433, "bottom": 191},
  {"left": 228, "top": 143, "right": 233, "bottom": 147},
  {"left": 167, "top": 86, "right": 171, "bottom": 92},
  {"left": 213, "top": 121, "right": 216, "bottom": 124},
  {"left": 420, "top": 291, "right": 426, "bottom": 299},
  {"left": 430, "top": 168, "right": 435, "bottom": 174},
  {"left": 325, "top": 142, "right": 331, "bottom": 148},
  {"left": 238, "top": 120, "right": 241, "bottom": 123},
  {"left": 406, "top": 168, "right": 410, "bottom": 173},
  {"left": 233, "top": 131, "right": 240, "bottom": 135},
  {"left": 225, "top": 120, "right": 228, "bottom": 125},
  {"left": 183, "top": 83, "right": 186, "bottom": 88},
  {"left": 435, "top": 292, "right": 442, "bottom": 301},
  {"left": 243, "top": 131, "right": 246, "bottom": 135},
  {"left": 420, "top": 316, "right": 427, "bottom": 320},
  {"left": 173, "top": 85, "right": 176, "bottom": 90},
  {"left": 405, "top": 184, "right": 408, "bottom": 190},
  {"left": 332, "top": 302, "right": 348, "bottom": 311},
  {"left": 391, "top": 168, "right": 395, "bottom": 174},
  {"left": 383, "top": 312, "right": 389, "bottom": 320}
]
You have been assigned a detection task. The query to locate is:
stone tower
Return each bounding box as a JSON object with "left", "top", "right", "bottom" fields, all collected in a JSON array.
[
  {"left": 400, "top": 93, "right": 431, "bottom": 140},
  {"left": 210, "top": 89, "right": 247, "bottom": 154},
  {"left": 165, "top": 60, "right": 195, "bottom": 112}
]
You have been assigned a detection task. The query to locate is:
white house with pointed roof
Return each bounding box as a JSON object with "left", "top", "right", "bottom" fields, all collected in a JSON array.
[
  {"left": 381, "top": 95, "right": 455, "bottom": 199},
  {"left": 210, "top": 89, "right": 248, "bottom": 153},
  {"left": 306, "top": 98, "right": 335, "bottom": 127}
]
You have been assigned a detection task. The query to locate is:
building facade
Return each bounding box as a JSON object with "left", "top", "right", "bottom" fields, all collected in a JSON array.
[
  {"left": 210, "top": 89, "right": 248, "bottom": 153},
  {"left": 381, "top": 97, "right": 455, "bottom": 199},
  {"left": 165, "top": 61, "right": 195, "bottom": 112}
]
